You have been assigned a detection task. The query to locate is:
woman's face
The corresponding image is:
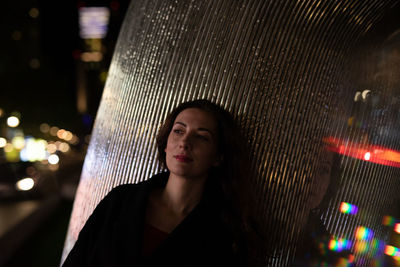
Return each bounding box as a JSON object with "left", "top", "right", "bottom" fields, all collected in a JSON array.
[
  {"left": 164, "top": 108, "right": 221, "bottom": 180},
  {"left": 307, "top": 150, "right": 334, "bottom": 210}
]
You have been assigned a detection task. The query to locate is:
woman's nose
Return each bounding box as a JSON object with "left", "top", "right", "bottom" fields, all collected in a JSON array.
[{"left": 179, "top": 135, "right": 191, "bottom": 149}]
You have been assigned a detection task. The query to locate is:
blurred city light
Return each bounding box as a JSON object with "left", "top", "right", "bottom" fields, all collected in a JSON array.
[
  {"left": 80, "top": 51, "right": 103, "bottom": 62},
  {"left": 48, "top": 154, "right": 59, "bottom": 165},
  {"left": 12, "top": 136, "right": 26, "bottom": 150},
  {"left": 57, "top": 129, "right": 66, "bottom": 139},
  {"left": 7, "top": 116, "right": 20, "bottom": 127},
  {"left": 0, "top": 137, "right": 6, "bottom": 148},
  {"left": 40, "top": 123, "right": 50, "bottom": 133},
  {"left": 16, "top": 177, "right": 35, "bottom": 191},
  {"left": 20, "top": 138, "right": 47, "bottom": 162},
  {"left": 28, "top": 7, "right": 39, "bottom": 18},
  {"left": 59, "top": 142, "right": 70, "bottom": 153},
  {"left": 4, "top": 143, "right": 14, "bottom": 153},
  {"left": 364, "top": 152, "right": 371, "bottom": 161},
  {"left": 79, "top": 7, "right": 110, "bottom": 39},
  {"left": 50, "top": 126, "right": 59, "bottom": 136},
  {"left": 340, "top": 202, "right": 358, "bottom": 215},
  {"left": 46, "top": 143, "right": 57, "bottom": 154}
]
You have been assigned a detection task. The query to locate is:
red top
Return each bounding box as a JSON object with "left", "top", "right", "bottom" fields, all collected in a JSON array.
[{"left": 141, "top": 222, "right": 169, "bottom": 257}]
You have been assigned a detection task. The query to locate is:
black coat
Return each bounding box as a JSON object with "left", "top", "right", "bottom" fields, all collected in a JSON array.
[{"left": 62, "top": 172, "right": 245, "bottom": 267}]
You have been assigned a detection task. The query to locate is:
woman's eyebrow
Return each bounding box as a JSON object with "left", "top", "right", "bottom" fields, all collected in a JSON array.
[
  {"left": 198, "top": 127, "right": 214, "bottom": 136},
  {"left": 174, "top": 121, "right": 186, "bottom": 127}
]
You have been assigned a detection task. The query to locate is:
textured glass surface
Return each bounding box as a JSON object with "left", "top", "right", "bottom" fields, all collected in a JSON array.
[{"left": 62, "top": 0, "right": 400, "bottom": 265}]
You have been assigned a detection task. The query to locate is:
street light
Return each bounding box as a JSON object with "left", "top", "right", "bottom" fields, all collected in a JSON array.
[{"left": 7, "top": 116, "right": 20, "bottom": 127}]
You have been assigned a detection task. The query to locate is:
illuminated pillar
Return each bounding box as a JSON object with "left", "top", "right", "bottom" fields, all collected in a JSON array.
[{"left": 62, "top": 1, "right": 400, "bottom": 266}]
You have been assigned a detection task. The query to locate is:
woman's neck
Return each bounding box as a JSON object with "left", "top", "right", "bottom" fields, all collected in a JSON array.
[{"left": 161, "top": 174, "right": 207, "bottom": 215}]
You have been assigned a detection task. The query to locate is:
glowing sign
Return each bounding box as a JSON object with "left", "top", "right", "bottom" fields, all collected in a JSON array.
[
  {"left": 340, "top": 202, "right": 358, "bottom": 215},
  {"left": 355, "top": 226, "right": 374, "bottom": 241},
  {"left": 79, "top": 7, "right": 110, "bottom": 39}
]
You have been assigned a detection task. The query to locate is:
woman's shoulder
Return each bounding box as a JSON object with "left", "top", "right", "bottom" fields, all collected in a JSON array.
[{"left": 104, "top": 172, "right": 169, "bottom": 200}]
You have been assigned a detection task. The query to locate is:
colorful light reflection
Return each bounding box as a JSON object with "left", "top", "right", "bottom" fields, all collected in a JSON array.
[
  {"left": 329, "top": 238, "right": 352, "bottom": 252},
  {"left": 383, "top": 215, "right": 396, "bottom": 226},
  {"left": 355, "top": 226, "right": 374, "bottom": 241},
  {"left": 323, "top": 136, "right": 400, "bottom": 168},
  {"left": 385, "top": 245, "right": 400, "bottom": 257},
  {"left": 395, "top": 223, "right": 400, "bottom": 234},
  {"left": 340, "top": 202, "right": 358, "bottom": 215}
]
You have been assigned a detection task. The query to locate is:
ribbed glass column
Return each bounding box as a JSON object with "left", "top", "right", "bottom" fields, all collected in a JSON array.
[{"left": 62, "top": 1, "right": 400, "bottom": 266}]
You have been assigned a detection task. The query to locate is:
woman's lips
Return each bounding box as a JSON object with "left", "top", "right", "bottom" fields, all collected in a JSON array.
[{"left": 174, "top": 155, "right": 193, "bottom": 162}]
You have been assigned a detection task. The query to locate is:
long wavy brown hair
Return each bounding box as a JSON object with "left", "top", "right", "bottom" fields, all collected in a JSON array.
[{"left": 156, "top": 99, "right": 263, "bottom": 264}]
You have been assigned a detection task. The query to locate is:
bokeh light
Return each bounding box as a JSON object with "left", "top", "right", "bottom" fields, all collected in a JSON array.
[
  {"left": 0, "top": 137, "right": 6, "bottom": 148},
  {"left": 7, "top": 116, "right": 20, "bottom": 127},
  {"left": 50, "top": 126, "right": 59, "bottom": 136},
  {"left": 19, "top": 138, "right": 47, "bottom": 162},
  {"left": 48, "top": 154, "right": 59, "bottom": 165},
  {"left": 59, "top": 142, "right": 70, "bottom": 153},
  {"left": 46, "top": 143, "right": 57, "bottom": 154},
  {"left": 40, "top": 123, "right": 50, "bottom": 133},
  {"left": 4, "top": 143, "right": 14, "bottom": 153},
  {"left": 16, "top": 177, "right": 35, "bottom": 191},
  {"left": 28, "top": 7, "right": 39, "bottom": 18},
  {"left": 12, "top": 136, "right": 25, "bottom": 150}
]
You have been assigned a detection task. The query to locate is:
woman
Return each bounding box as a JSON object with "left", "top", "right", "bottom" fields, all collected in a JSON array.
[
  {"left": 292, "top": 146, "right": 351, "bottom": 266},
  {"left": 62, "top": 99, "right": 256, "bottom": 267}
]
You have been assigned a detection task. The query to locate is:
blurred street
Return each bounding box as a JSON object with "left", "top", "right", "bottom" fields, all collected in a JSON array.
[
  {"left": 0, "top": 1, "right": 130, "bottom": 265},
  {"left": 0, "top": 149, "right": 84, "bottom": 267}
]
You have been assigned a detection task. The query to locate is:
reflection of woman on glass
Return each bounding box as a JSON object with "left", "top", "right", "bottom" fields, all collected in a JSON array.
[
  {"left": 62, "top": 99, "right": 260, "bottom": 267},
  {"left": 293, "top": 145, "right": 345, "bottom": 266}
]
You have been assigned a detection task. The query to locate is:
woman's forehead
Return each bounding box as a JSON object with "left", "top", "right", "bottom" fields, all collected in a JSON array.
[{"left": 174, "top": 108, "right": 218, "bottom": 130}]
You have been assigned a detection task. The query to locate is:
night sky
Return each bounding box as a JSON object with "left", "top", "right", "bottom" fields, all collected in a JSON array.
[{"left": 0, "top": 0, "right": 130, "bottom": 138}]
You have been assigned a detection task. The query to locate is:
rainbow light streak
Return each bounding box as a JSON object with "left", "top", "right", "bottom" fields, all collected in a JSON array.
[
  {"left": 354, "top": 238, "right": 385, "bottom": 256},
  {"left": 382, "top": 215, "right": 396, "bottom": 226},
  {"left": 340, "top": 202, "right": 358, "bottom": 215},
  {"left": 354, "top": 240, "right": 369, "bottom": 254},
  {"left": 323, "top": 136, "right": 400, "bottom": 168},
  {"left": 337, "top": 257, "right": 352, "bottom": 267},
  {"left": 355, "top": 226, "right": 374, "bottom": 241},
  {"left": 329, "top": 238, "right": 352, "bottom": 252},
  {"left": 395, "top": 223, "right": 400, "bottom": 234},
  {"left": 370, "top": 239, "right": 386, "bottom": 257},
  {"left": 385, "top": 245, "right": 400, "bottom": 257}
]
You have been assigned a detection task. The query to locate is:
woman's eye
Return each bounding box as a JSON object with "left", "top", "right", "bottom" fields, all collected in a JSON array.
[
  {"left": 196, "top": 135, "right": 209, "bottom": 141},
  {"left": 173, "top": 129, "right": 184, "bottom": 134}
]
